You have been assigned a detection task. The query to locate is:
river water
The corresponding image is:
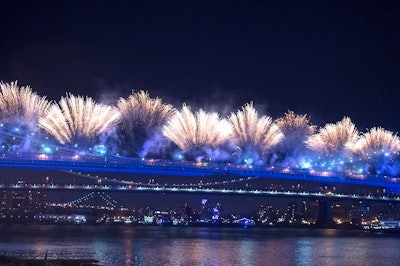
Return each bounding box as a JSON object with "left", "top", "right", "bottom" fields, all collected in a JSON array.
[{"left": 0, "top": 224, "right": 400, "bottom": 265}]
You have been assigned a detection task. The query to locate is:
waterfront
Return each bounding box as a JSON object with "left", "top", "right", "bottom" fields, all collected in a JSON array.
[{"left": 1, "top": 225, "right": 400, "bottom": 265}]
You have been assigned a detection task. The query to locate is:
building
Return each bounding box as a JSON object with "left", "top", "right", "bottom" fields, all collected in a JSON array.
[
  {"left": 351, "top": 201, "right": 372, "bottom": 224},
  {"left": 0, "top": 189, "right": 47, "bottom": 222},
  {"left": 332, "top": 204, "right": 350, "bottom": 224}
]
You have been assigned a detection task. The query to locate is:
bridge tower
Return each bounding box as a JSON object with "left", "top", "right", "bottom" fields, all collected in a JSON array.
[{"left": 315, "top": 198, "right": 334, "bottom": 227}]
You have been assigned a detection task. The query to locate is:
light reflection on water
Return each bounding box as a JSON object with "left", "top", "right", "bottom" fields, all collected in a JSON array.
[{"left": 1, "top": 225, "right": 400, "bottom": 265}]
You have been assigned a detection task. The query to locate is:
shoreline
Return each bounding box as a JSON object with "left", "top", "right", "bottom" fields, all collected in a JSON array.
[
  {"left": 0, "top": 255, "right": 99, "bottom": 266},
  {"left": 2, "top": 222, "right": 400, "bottom": 235}
]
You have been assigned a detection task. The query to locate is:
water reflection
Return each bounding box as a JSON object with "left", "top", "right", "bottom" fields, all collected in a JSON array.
[
  {"left": 93, "top": 241, "right": 108, "bottom": 263},
  {"left": 238, "top": 240, "right": 255, "bottom": 265},
  {"left": 295, "top": 239, "right": 312, "bottom": 266},
  {"left": 122, "top": 228, "right": 134, "bottom": 265},
  {"left": 1, "top": 225, "right": 400, "bottom": 265}
]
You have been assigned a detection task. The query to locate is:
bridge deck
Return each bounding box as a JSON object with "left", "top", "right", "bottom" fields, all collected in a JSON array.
[
  {"left": 2, "top": 182, "right": 400, "bottom": 202},
  {"left": 1, "top": 152, "right": 400, "bottom": 190}
]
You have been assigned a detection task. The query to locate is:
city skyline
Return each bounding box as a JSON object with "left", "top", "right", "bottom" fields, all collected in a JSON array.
[{"left": 1, "top": 1, "right": 400, "bottom": 219}]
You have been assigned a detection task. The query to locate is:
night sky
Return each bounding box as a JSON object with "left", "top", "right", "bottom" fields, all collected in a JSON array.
[
  {"left": 1, "top": 1, "right": 400, "bottom": 211},
  {"left": 1, "top": 1, "right": 400, "bottom": 130}
]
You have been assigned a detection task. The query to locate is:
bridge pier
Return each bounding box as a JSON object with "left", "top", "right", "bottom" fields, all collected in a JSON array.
[{"left": 315, "top": 198, "right": 334, "bottom": 228}]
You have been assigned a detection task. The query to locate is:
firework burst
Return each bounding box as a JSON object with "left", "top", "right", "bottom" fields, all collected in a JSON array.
[
  {"left": 228, "top": 102, "right": 283, "bottom": 158},
  {"left": 0, "top": 81, "right": 50, "bottom": 129},
  {"left": 273, "top": 110, "right": 317, "bottom": 166},
  {"left": 118, "top": 90, "right": 174, "bottom": 131},
  {"left": 355, "top": 127, "right": 400, "bottom": 157},
  {"left": 305, "top": 117, "right": 358, "bottom": 156},
  {"left": 162, "top": 104, "right": 231, "bottom": 152},
  {"left": 117, "top": 90, "right": 174, "bottom": 157},
  {"left": 39, "top": 93, "right": 120, "bottom": 144},
  {"left": 275, "top": 110, "right": 316, "bottom": 138}
]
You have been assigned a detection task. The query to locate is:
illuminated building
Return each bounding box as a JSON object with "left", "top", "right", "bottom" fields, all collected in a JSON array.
[
  {"left": 212, "top": 202, "right": 222, "bottom": 223},
  {"left": 332, "top": 204, "right": 350, "bottom": 224},
  {"left": 0, "top": 188, "right": 47, "bottom": 222},
  {"left": 284, "top": 201, "right": 298, "bottom": 224},
  {"left": 258, "top": 204, "right": 277, "bottom": 224},
  {"left": 233, "top": 217, "right": 255, "bottom": 227},
  {"left": 378, "top": 203, "right": 400, "bottom": 220},
  {"left": 200, "top": 198, "right": 211, "bottom": 221},
  {"left": 351, "top": 201, "right": 371, "bottom": 224},
  {"left": 304, "top": 200, "right": 319, "bottom": 224}
]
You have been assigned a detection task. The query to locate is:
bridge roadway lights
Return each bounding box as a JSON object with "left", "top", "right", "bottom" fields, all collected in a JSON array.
[{"left": 2, "top": 183, "right": 400, "bottom": 202}]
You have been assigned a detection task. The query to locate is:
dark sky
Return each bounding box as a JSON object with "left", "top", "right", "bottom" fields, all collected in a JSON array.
[
  {"left": 1, "top": 1, "right": 400, "bottom": 131},
  {"left": 1, "top": 1, "right": 399, "bottom": 212}
]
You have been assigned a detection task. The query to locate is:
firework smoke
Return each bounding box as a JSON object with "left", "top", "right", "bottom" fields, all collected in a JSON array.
[
  {"left": 0, "top": 81, "right": 50, "bottom": 152},
  {"left": 39, "top": 93, "right": 120, "bottom": 145},
  {"left": 351, "top": 127, "right": 400, "bottom": 175},
  {"left": 228, "top": 102, "right": 283, "bottom": 164},
  {"left": 117, "top": 90, "right": 174, "bottom": 156},
  {"left": 162, "top": 104, "right": 231, "bottom": 160},
  {"left": 139, "top": 130, "right": 173, "bottom": 159},
  {"left": 273, "top": 110, "right": 317, "bottom": 167},
  {"left": 353, "top": 127, "right": 400, "bottom": 175}
]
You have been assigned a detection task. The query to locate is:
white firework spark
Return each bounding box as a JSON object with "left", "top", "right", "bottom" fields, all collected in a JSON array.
[
  {"left": 275, "top": 110, "right": 316, "bottom": 138},
  {"left": 228, "top": 102, "right": 283, "bottom": 155},
  {"left": 118, "top": 90, "right": 174, "bottom": 131},
  {"left": 162, "top": 104, "right": 231, "bottom": 151},
  {"left": 355, "top": 127, "right": 400, "bottom": 156},
  {"left": 39, "top": 93, "right": 121, "bottom": 144},
  {"left": 305, "top": 117, "right": 359, "bottom": 156},
  {"left": 0, "top": 81, "right": 50, "bottom": 129}
]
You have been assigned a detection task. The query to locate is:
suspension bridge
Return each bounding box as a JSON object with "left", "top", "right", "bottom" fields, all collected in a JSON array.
[
  {"left": 1, "top": 151, "right": 400, "bottom": 192},
  {"left": 2, "top": 148, "right": 400, "bottom": 226},
  {"left": 3, "top": 181, "right": 400, "bottom": 202}
]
